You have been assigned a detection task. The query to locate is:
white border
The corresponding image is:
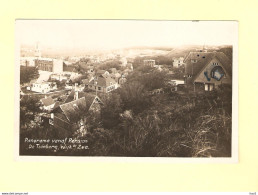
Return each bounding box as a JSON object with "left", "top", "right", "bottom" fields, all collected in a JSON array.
[{"left": 14, "top": 20, "right": 238, "bottom": 163}]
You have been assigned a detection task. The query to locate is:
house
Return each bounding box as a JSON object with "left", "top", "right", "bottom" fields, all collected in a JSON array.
[
  {"left": 126, "top": 63, "right": 133, "bottom": 71},
  {"left": 110, "top": 72, "right": 121, "bottom": 83},
  {"left": 109, "top": 68, "right": 118, "bottom": 74},
  {"left": 50, "top": 89, "right": 102, "bottom": 138},
  {"left": 144, "top": 59, "right": 155, "bottom": 67},
  {"left": 167, "top": 80, "right": 185, "bottom": 91},
  {"left": 81, "top": 79, "right": 89, "bottom": 88},
  {"left": 30, "top": 81, "right": 57, "bottom": 93},
  {"left": 118, "top": 76, "right": 127, "bottom": 85},
  {"left": 64, "top": 89, "right": 102, "bottom": 112},
  {"left": 184, "top": 51, "right": 232, "bottom": 91},
  {"left": 153, "top": 65, "right": 163, "bottom": 71},
  {"left": 88, "top": 75, "right": 118, "bottom": 93},
  {"left": 50, "top": 74, "right": 69, "bottom": 81},
  {"left": 35, "top": 58, "right": 63, "bottom": 73},
  {"left": 95, "top": 70, "right": 110, "bottom": 77},
  {"left": 50, "top": 97, "right": 88, "bottom": 138},
  {"left": 40, "top": 96, "right": 57, "bottom": 111},
  {"left": 20, "top": 57, "right": 36, "bottom": 67},
  {"left": 173, "top": 57, "right": 184, "bottom": 68},
  {"left": 87, "top": 66, "right": 95, "bottom": 74},
  {"left": 65, "top": 82, "right": 85, "bottom": 91}
]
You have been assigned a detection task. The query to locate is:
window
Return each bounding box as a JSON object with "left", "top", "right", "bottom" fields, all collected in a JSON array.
[
  {"left": 98, "top": 87, "right": 101, "bottom": 90},
  {"left": 191, "top": 59, "right": 197, "bottom": 63},
  {"left": 205, "top": 84, "right": 214, "bottom": 91}
]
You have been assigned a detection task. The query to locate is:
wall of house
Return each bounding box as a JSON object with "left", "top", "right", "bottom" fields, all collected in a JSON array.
[
  {"left": 36, "top": 60, "right": 53, "bottom": 72},
  {"left": 106, "top": 84, "right": 116, "bottom": 92},
  {"left": 31, "top": 83, "right": 51, "bottom": 93},
  {"left": 53, "top": 59, "right": 64, "bottom": 73},
  {"left": 88, "top": 84, "right": 106, "bottom": 93},
  {"left": 88, "top": 83, "right": 117, "bottom": 93},
  {"left": 194, "top": 58, "right": 232, "bottom": 87}
]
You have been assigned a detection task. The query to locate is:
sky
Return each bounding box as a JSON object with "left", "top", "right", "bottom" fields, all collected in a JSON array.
[{"left": 16, "top": 20, "right": 238, "bottom": 50}]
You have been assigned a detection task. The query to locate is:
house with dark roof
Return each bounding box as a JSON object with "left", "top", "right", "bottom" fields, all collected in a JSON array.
[
  {"left": 108, "top": 68, "right": 118, "bottom": 74},
  {"left": 50, "top": 89, "right": 102, "bottom": 137},
  {"left": 184, "top": 51, "right": 232, "bottom": 91},
  {"left": 110, "top": 72, "right": 121, "bottom": 83},
  {"left": 88, "top": 75, "right": 118, "bottom": 93},
  {"left": 40, "top": 96, "right": 56, "bottom": 111},
  {"left": 95, "top": 70, "right": 110, "bottom": 77}
]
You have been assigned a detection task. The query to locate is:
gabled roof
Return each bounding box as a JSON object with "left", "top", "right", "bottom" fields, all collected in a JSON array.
[
  {"left": 89, "top": 75, "right": 117, "bottom": 87},
  {"left": 96, "top": 70, "right": 109, "bottom": 75},
  {"left": 40, "top": 97, "right": 55, "bottom": 107},
  {"left": 64, "top": 89, "right": 102, "bottom": 111},
  {"left": 60, "top": 97, "right": 87, "bottom": 123},
  {"left": 184, "top": 52, "right": 232, "bottom": 78},
  {"left": 53, "top": 101, "right": 60, "bottom": 110}
]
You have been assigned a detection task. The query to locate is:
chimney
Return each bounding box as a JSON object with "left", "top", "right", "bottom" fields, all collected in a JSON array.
[
  {"left": 74, "top": 91, "right": 79, "bottom": 100},
  {"left": 75, "top": 83, "right": 79, "bottom": 91}
]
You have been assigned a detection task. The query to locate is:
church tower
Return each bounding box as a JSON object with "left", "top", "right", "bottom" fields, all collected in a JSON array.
[{"left": 35, "top": 42, "right": 41, "bottom": 58}]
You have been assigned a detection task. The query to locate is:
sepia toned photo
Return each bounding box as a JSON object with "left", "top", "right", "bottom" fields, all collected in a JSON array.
[{"left": 15, "top": 20, "right": 238, "bottom": 160}]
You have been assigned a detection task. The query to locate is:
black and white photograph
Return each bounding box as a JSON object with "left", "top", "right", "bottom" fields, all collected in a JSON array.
[{"left": 16, "top": 20, "right": 238, "bottom": 159}]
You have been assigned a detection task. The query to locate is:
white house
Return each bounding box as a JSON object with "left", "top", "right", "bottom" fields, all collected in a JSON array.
[
  {"left": 173, "top": 57, "right": 184, "bottom": 68},
  {"left": 50, "top": 74, "right": 69, "bottom": 81},
  {"left": 30, "top": 82, "right": 57, "bottom": 93}
]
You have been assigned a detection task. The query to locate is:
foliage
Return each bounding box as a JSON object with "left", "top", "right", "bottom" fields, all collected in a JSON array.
[
  {"left": 169, "top": 67, "right": 185, "bottom": 80},
  {"left": 101, "top": 93, "right": 123, "bottom": 129},
  {"left": 98, "top": 59, "right": 122, "bottom": 71},
  {"left": 20, "top": 95, "right": 41, "bottom": 131},
  {"left": 20, "top": 66, "right": 39, "bottom": 84},
  {"left": 19, "top": 54, "right": 232, "bottom": 157},
  {"left": 117, "top": 81, "right": 151, "bottom": 114},
  {"left": 153, "top": 55, "right": 173, "bottom": 65}
]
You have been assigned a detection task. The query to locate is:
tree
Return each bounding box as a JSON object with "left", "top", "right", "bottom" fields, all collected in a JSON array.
[
  {"left": 127, "top": 68, "right": 168, "bottom": 91},
  {"left": 98, "top": 59, "right": 122, "bottom": 71},
  {"left": 20, "top": 66, "right": 39, "bottom": 84},
  {"left": 169, "top": 67, "right": 185, "bottom": 80},
  {"left": 101, "top": 93, "right": 123, "bottom": 129},
  {"left": 20, "top": 95, "right": 41, "bottom": 131},
  {"left": 117, "top": 81, "right": 151, "bottom": 114}
]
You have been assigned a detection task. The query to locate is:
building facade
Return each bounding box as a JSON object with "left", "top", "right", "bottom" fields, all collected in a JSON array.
[
  {"left": 184, "top": 51, "right": 232, "bottom": 91},
  {"left": 173, "top": 57, "right": 184, "bottom": 68},
  {"left": 35, "top": 58, "right": 63, "bottom": 73},
  {"left": 30, "top": 82, "right": 57, "bottom": 93},
  {"left": 88, "top": 75, "right": 118, "bottom": 93},
  {"left": 144, "top": 59, "right": 155, "bottom": 67}
]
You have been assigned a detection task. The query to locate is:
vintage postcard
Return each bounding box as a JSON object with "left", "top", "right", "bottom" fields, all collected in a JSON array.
[{"left": 15, "top": 20, "right": 238, "bottom": 162}]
